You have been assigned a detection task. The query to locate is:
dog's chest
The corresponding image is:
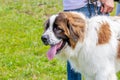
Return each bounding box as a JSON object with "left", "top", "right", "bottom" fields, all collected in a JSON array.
[
  {"left": 64, "top": 45, "right": 97, "bottom": 76},
  {"left": 69, "top": 53, "right": 97, "bottom": 76}
]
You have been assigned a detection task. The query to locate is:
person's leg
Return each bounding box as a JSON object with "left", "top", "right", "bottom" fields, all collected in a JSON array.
[
  {"left": 73, "top": 4, "right": 103, "bottom": 18},
  {"left": 116, "top": 3, "right": 120, "bottom": 15},
  {"left": 67, "top": 61, "right": 81, "bottom": 80}
]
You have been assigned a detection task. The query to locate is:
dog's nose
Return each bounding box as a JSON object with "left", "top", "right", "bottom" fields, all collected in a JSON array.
[{"left": 41, "top": 35, "right": 49, "bottom": 45}]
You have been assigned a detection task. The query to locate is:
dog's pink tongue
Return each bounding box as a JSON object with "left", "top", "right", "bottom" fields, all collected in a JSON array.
[
  {"left": 47, "top": 42, "right": 63, "bottom": 60},
  {"left": 47, "top": 45, "right": 57, "bottom": 60}
]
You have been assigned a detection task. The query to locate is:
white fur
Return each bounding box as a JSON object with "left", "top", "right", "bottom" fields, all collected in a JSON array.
[
  {"left": 42, "top": 15, "right": 61, "bottom": 45},
  {"left": 48, "top": 12, "right": 120, "bottom": 80}
]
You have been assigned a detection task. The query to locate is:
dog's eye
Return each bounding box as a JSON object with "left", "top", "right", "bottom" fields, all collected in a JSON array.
[
  {"left": 53, "top": 24, "right": 63, "bottom": 34},
  {"left": 54, "top": 26, "right": 63, "bottom": 33},
  {"left": 54, "top": 26, "right": 59, "bottom": 30}
]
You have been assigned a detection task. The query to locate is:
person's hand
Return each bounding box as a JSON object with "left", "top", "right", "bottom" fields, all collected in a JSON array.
[{"left": 100, "top": 0, "right": 114, "bottom": 14}]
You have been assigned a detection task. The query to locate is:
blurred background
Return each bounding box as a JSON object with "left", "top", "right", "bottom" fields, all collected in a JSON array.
[
  {"left": 0, "top": 0, "right": 66, "bottom": 80},
  {"left": 0, "top": 0, "right": 119, "bottom": 80}
]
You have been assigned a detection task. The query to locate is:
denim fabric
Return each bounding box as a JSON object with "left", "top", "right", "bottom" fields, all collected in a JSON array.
[
  {"left": 67, "top": 61, "right": 81, "bottom": 80},
  {"left": 64, "top": 4, "right": 102, "bottom": 18},
  {"left": 65, "top": 3, "right": 108, "bottom": 80},
  {"left": 116, "top": 3, "right": 120, "bottom": 16}
]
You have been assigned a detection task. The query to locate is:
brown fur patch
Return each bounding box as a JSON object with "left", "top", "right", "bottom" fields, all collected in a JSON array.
[
  {"left": 55, "top": 12, "right": 86, "bottom": 48},
  {"left": 97, "top": 23, "right": 111, "bottom": 45},
  {"left": 117, "top": 40, "right": 120, "bottom": 58}
]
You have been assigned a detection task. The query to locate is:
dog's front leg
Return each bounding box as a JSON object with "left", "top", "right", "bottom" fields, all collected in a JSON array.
[
  {"left": 95, "top": 72, "right": 117, "bottom": 80},
  {"left": 85, "top": 76, "right": 93, "bottom": 80}
]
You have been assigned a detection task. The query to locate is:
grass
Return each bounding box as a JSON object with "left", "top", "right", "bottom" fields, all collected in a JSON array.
[
  {"left": 0, "top": 0, "right": 120, "bottom": 80},
  {"left": 0, "top": 0, "right": 66, "bottom": 80}
]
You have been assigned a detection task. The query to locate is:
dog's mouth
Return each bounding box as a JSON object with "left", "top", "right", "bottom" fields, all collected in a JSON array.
[{"left": 47, "top": 40, "right": 66, "bottom": 60}]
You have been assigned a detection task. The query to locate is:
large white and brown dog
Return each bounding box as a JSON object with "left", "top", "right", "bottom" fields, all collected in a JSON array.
[{"left": 41, "top": 12, "right": 120, "bottom": 80}]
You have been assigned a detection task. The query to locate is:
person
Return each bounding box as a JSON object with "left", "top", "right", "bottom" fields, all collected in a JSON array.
[
  {"left": 62, "top": 0, "right": 114, "bottom": 80},
  {"left": 116, "top": 1, "right": 120, "bottom": 15}
]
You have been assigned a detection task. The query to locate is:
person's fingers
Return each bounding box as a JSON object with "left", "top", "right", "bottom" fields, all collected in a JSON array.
[
  {"left": 101, "top": 5, "right": 109, "bottom": 14},
  {"left": 101, "top": 5, "right": 114, "bottom": 14},
  {"left": 100, "top": 0, "right": 114, "bottom": 14},
  {"left": 103, "top": 6, "right": 108, "bottom": 13},
  {"left": 100, "top": 6, "right": 104, "bottom": 13},
  {"left": 103, "top": 6, "right": 113, "bottom": 13},
  {"left": 107, "top": 8, "right": 113, "bottom": 13}
]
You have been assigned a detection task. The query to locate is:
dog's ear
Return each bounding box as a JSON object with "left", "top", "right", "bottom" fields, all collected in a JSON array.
[
  {"left": 67, "top": 21, "right": 79, "bottom": 42},
  {"left": 58, "top": 12, "right": 85, "bottom": 48},
  {"left": 57, "top": 12, "right": 85, "bottom": 48},
  {"left": 58, "top": 12, "right": 79, "bottom": 42}
]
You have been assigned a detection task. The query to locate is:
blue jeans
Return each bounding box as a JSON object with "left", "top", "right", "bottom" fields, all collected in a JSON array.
[
  {"left": 65, "top": 4, "right": 108, "bottom": 80},
  {"left": 67, "top": 61, "right": 81, "bottom": 80},
  {"left": 64, "top": 4, "right": 102, "bottom": 18},
  {"left": 116, "top": 3, "right": 120, "bottom": 16}
]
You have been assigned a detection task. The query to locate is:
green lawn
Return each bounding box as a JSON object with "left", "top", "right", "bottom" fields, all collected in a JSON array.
[
  {"left": 0, "top": 0, "right": 120, "bottom": 80},
  {"left": 0, "top": 0, "right": 66, "bottom": 80}
]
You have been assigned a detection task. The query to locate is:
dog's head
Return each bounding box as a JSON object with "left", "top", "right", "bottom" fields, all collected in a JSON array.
[{"left": 41, "top": 12, "right": 86, "bottom": 60}]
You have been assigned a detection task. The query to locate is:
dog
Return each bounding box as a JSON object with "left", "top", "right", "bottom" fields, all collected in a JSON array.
[{"left": 41, "top": 12, "right": 120, "bottom": 80}]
